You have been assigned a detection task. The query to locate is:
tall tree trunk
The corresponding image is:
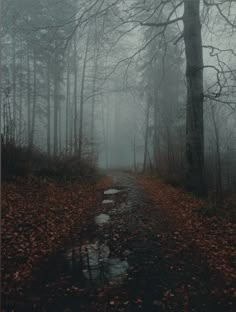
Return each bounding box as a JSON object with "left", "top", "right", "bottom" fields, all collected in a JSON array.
[
  {"left": 53, "top": 66, "right": 59, "bottom": 157},
  {"left": 91, "top": 41, "right": 99, "bottom": 159},
  {"left": 153, "top": 90, "right": 158, "bottom": 171},
  {"left": 78, "top": 28, "right": 90, "bottom": 160},
  {"left": 73, "top": 36, "right": 78, "bottom": 154},
  {"left": 5, "top": 94, "right": 12, "bottom": 142},
  {"left": 143, "top": 96, "right": 150, "bottom": 173},
  {"left": 105, "top": 102, "right": 110, "bottom": 169},
  {"left": 30, "top": 53, "right": 37, "bottom": 148},
  {"left": 66, "top": 50, "right": 70, "bottom": 155},
  {"left": 12, "top": 33, "right": 16, "bottom": 141},
  {"left": 69, "top": 104, "right": 73, "bottom": 155},
  {"left": 210, "top": 104, "right": 223, "bottom": 207},
  {"left": 167, "top": 127, "right": 171, "bottom": 175},
  {"left": 27, "top": 45, "right": 31, "bottom": 147},
  {"left": 91, "top": 54, "right": 98, "bottom": 158},
  {"left": 148, "top": 149, "right": 153, "bottom": 172},
  {"left": 6, "top": 93, "right": 12, "bottom": 143},
  {"left": 47, "top": 58, "right": 51, "bottom": 157},
  {"left": 58, "top": 103, "right": 62, "bottom": 154},
  {"left": 101, "top": 101, "right": 108, "bottom": 169},
  {"left": 133, "top": 134, "right": 137, "bottom": 173},
  {"left": 114, "top": 96, "right": 121, "bottom": 167},
  {"left": 183, "top": 0, "right": 206, "bottom": 195},
  {"left": 0, "top": 0, "right": 2, "bottom": 133},
  {"left": 19, "top": 49, "right": 23, "bottom": 145}
]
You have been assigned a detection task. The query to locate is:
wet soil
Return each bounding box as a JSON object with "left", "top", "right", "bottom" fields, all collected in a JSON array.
[{"left": 2, "top": 172, "right": 235, "bottom": 311}]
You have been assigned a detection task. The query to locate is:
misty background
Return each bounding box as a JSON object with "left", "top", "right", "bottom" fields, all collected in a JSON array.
[{"left": 1, "top": 0, "right": 236, "bottom": 196}]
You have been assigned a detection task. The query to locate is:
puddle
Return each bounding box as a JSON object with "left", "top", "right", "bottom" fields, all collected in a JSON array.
[
  {"left": 65, "top": 242, "right": 128, "bottom": 283},
  {"left": 104, "top": 258, "right": 128, "bottom": 281},
  {"left": 81, "top": 242, "right": 110, "bottom": 279},
  {"left": 65, "top": 246, "right": 81, "bottom": 260},
  {"left": 102, "top": 199, "right": 114, "bottom": 204},
  {"left": 104, "top": 188, "right": 120, "bottom": 195},
  {"left": 109, "top": 202, "right": 127, "bottom": 215},
  {"left": 95, "top": 214, "right": 110, "bottom": 225}
]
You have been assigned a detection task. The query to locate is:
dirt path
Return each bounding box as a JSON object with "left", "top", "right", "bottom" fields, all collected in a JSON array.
[{"left": 3, "top": 172, "right": 235, "bottom": 311}]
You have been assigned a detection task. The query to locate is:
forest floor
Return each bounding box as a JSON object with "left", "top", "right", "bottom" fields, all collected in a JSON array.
[{"left": 2, "top": 172, "right": 236, "bottom": 311}]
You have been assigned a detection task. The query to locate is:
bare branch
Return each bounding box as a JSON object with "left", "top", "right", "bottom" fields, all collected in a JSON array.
[
  {"left": 140, "top": 16, "right": 183, "bottom": 28},
  {"left": 202, "top": 45, "right": 236, "bottom": 57},
  {"left": 203, "top": 0, "right": 236, "bottom": 28}
]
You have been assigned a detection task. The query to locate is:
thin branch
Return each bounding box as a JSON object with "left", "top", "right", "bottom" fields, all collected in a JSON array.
[
  {"left": 203, "top": 0, "right": 236, "bottom": 28},
  {"left": 202, "top": 45, "right": 236, "bottom": 57}
]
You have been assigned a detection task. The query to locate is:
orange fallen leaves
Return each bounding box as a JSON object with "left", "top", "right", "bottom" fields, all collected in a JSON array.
[
  {"left": 137, "top": 176, "right": 236, "bottom": 288},
  {"left": 1, "top": 176, "right": 112, "bottom": 294}
]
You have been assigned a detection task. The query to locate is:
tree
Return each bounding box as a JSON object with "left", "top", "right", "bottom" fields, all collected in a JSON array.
[
  {"left": 0, "top": 0, "right": 2, "bottom": 130},
  {"left": 78, "top": 26, "right": 90, "bottom": 160},
  {"left": 132, "top": 0, "right": 206, "bottom": 194},
  {"left": 183, "top": 0, "right": 205, "bottom": 195}
]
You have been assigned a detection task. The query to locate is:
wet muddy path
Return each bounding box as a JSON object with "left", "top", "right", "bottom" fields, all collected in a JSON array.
[
  {"left": 5, "top": 173, "right": 165, "bottom": 311},
  {"left": 4, "top": 172, "right": 234, "bottom": 311}
]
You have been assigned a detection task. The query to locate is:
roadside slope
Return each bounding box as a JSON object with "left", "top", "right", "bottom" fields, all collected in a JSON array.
[{"left": 137, "top": 175, "right": 236, "bottom": 307}]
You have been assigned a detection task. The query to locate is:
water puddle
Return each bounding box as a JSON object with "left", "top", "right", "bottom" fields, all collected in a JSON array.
[
  {"left": 104, "top": 188, "right": 121, "bottom": 195},
  {"left": 65, "top": 242, "right": 128, "bottom": 283},
  {"left": 95, "top": 214, "right": 110, "bottom": 225},
  {"left": 104, "top": 258, "right": 129, "bottom": 282},
  {"left": 63, "top": 185, "right": 130, "bottom": 288},
  {"left": 109, "top": 202, "right": 127, "bottom": 215},
  {"left": 102, "top": 199, "right": 114, "bottom": 204},
  {"left": 65, "top": 246, "right": 81, "bottom": 264}
]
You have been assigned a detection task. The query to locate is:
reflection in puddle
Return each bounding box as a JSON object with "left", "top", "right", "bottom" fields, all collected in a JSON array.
[
  {"left": 65, "top": 242, "right": 128, "bottom": 283},
  {"left": 102, "top": 199, "right": 114, "bottom": 204},
  {"left": 104, "top": 258, "right": 128, "bottom": 281},
  {"left": 65, "top": 246, "right": 80, "bottom": 266},
  {"left": 104, "top": 188, "right": 120, "bottom": 195},
  {"left": 95, "top": 214, "right": 110, "bottom": 225},
  {"left": 81, "top": 242, "right": 110, "bottom": 279}
]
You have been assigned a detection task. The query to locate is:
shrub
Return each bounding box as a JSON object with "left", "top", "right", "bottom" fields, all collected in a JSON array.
[
  {"left": 1, "top": 142, "right": 98, "bottom": 182},
  {"left": 35, "top": 156, "right": 98, "bottom": 182},
  {"left": 1, "top": 142, "right": 47, "bottom": 180}
]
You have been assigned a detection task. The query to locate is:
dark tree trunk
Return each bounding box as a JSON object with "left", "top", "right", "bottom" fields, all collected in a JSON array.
[
  {"left": 30, "top": 54, "right": 37, "bottom": 149},
  {"left": 53, "top": 57, "right": 59, "bottom": 157},
  {"left": 19, "top": 50, "right": 23, "bottom": 145},
  {"left": 153, "top": 89, "right": 158, "bottom": 171},
  {"left": 27, "top": 45, "right": 31, "bottom": 147},
  {"left": 91, "top": 51, "right": 98, "bottom": 158},
  {"left": 69, "top": 105, "right": 73, "bottom": 156},
  {"left": 143, "top": 96, "right": 150, "bottom": 173},
  {"left": 183, "top": 0, "right": 206, "bottom": 196},
  {"left": 210, "top": 104, "right": 223, "bottom": 207},
  {"left": 0, "top": 0, "right": 2, "bottom": 132},
  {"left": 133, "top": 135, "right": 137, "bottom": 173},
  {"left": 47, "top": 58, "right": 51, "bottom": 157},
  {"left": 12, "top": 33, "right": 16, "bottom": 141},
  {"left": 66, "top": 50, "right": 70, "bottom": 155},
  {"left": 78, "top": 28, "right": 90, "bottom": 160},
  {"left": 58, "top": 103, "right": 62, "bottom": 154},
  {"left": 73, "top": 36, "right": 78, "bottom": 154},
  {"left": 53, "top": 69, "right": 59, "bottom": 157}
]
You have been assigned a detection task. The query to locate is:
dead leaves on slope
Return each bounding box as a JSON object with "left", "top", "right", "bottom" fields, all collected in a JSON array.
[{"left": 138, "top": 176, "right": 236, "bottom": 296}]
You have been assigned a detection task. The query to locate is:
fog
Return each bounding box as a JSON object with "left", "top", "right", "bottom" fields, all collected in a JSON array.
[{"left": 1, "top": 0, "right": 236, "bottom": 194}]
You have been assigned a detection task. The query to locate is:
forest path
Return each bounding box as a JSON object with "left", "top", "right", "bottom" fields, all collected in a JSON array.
[{"left": 5, "top": 172, "right": 234, "bottom": 311}]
